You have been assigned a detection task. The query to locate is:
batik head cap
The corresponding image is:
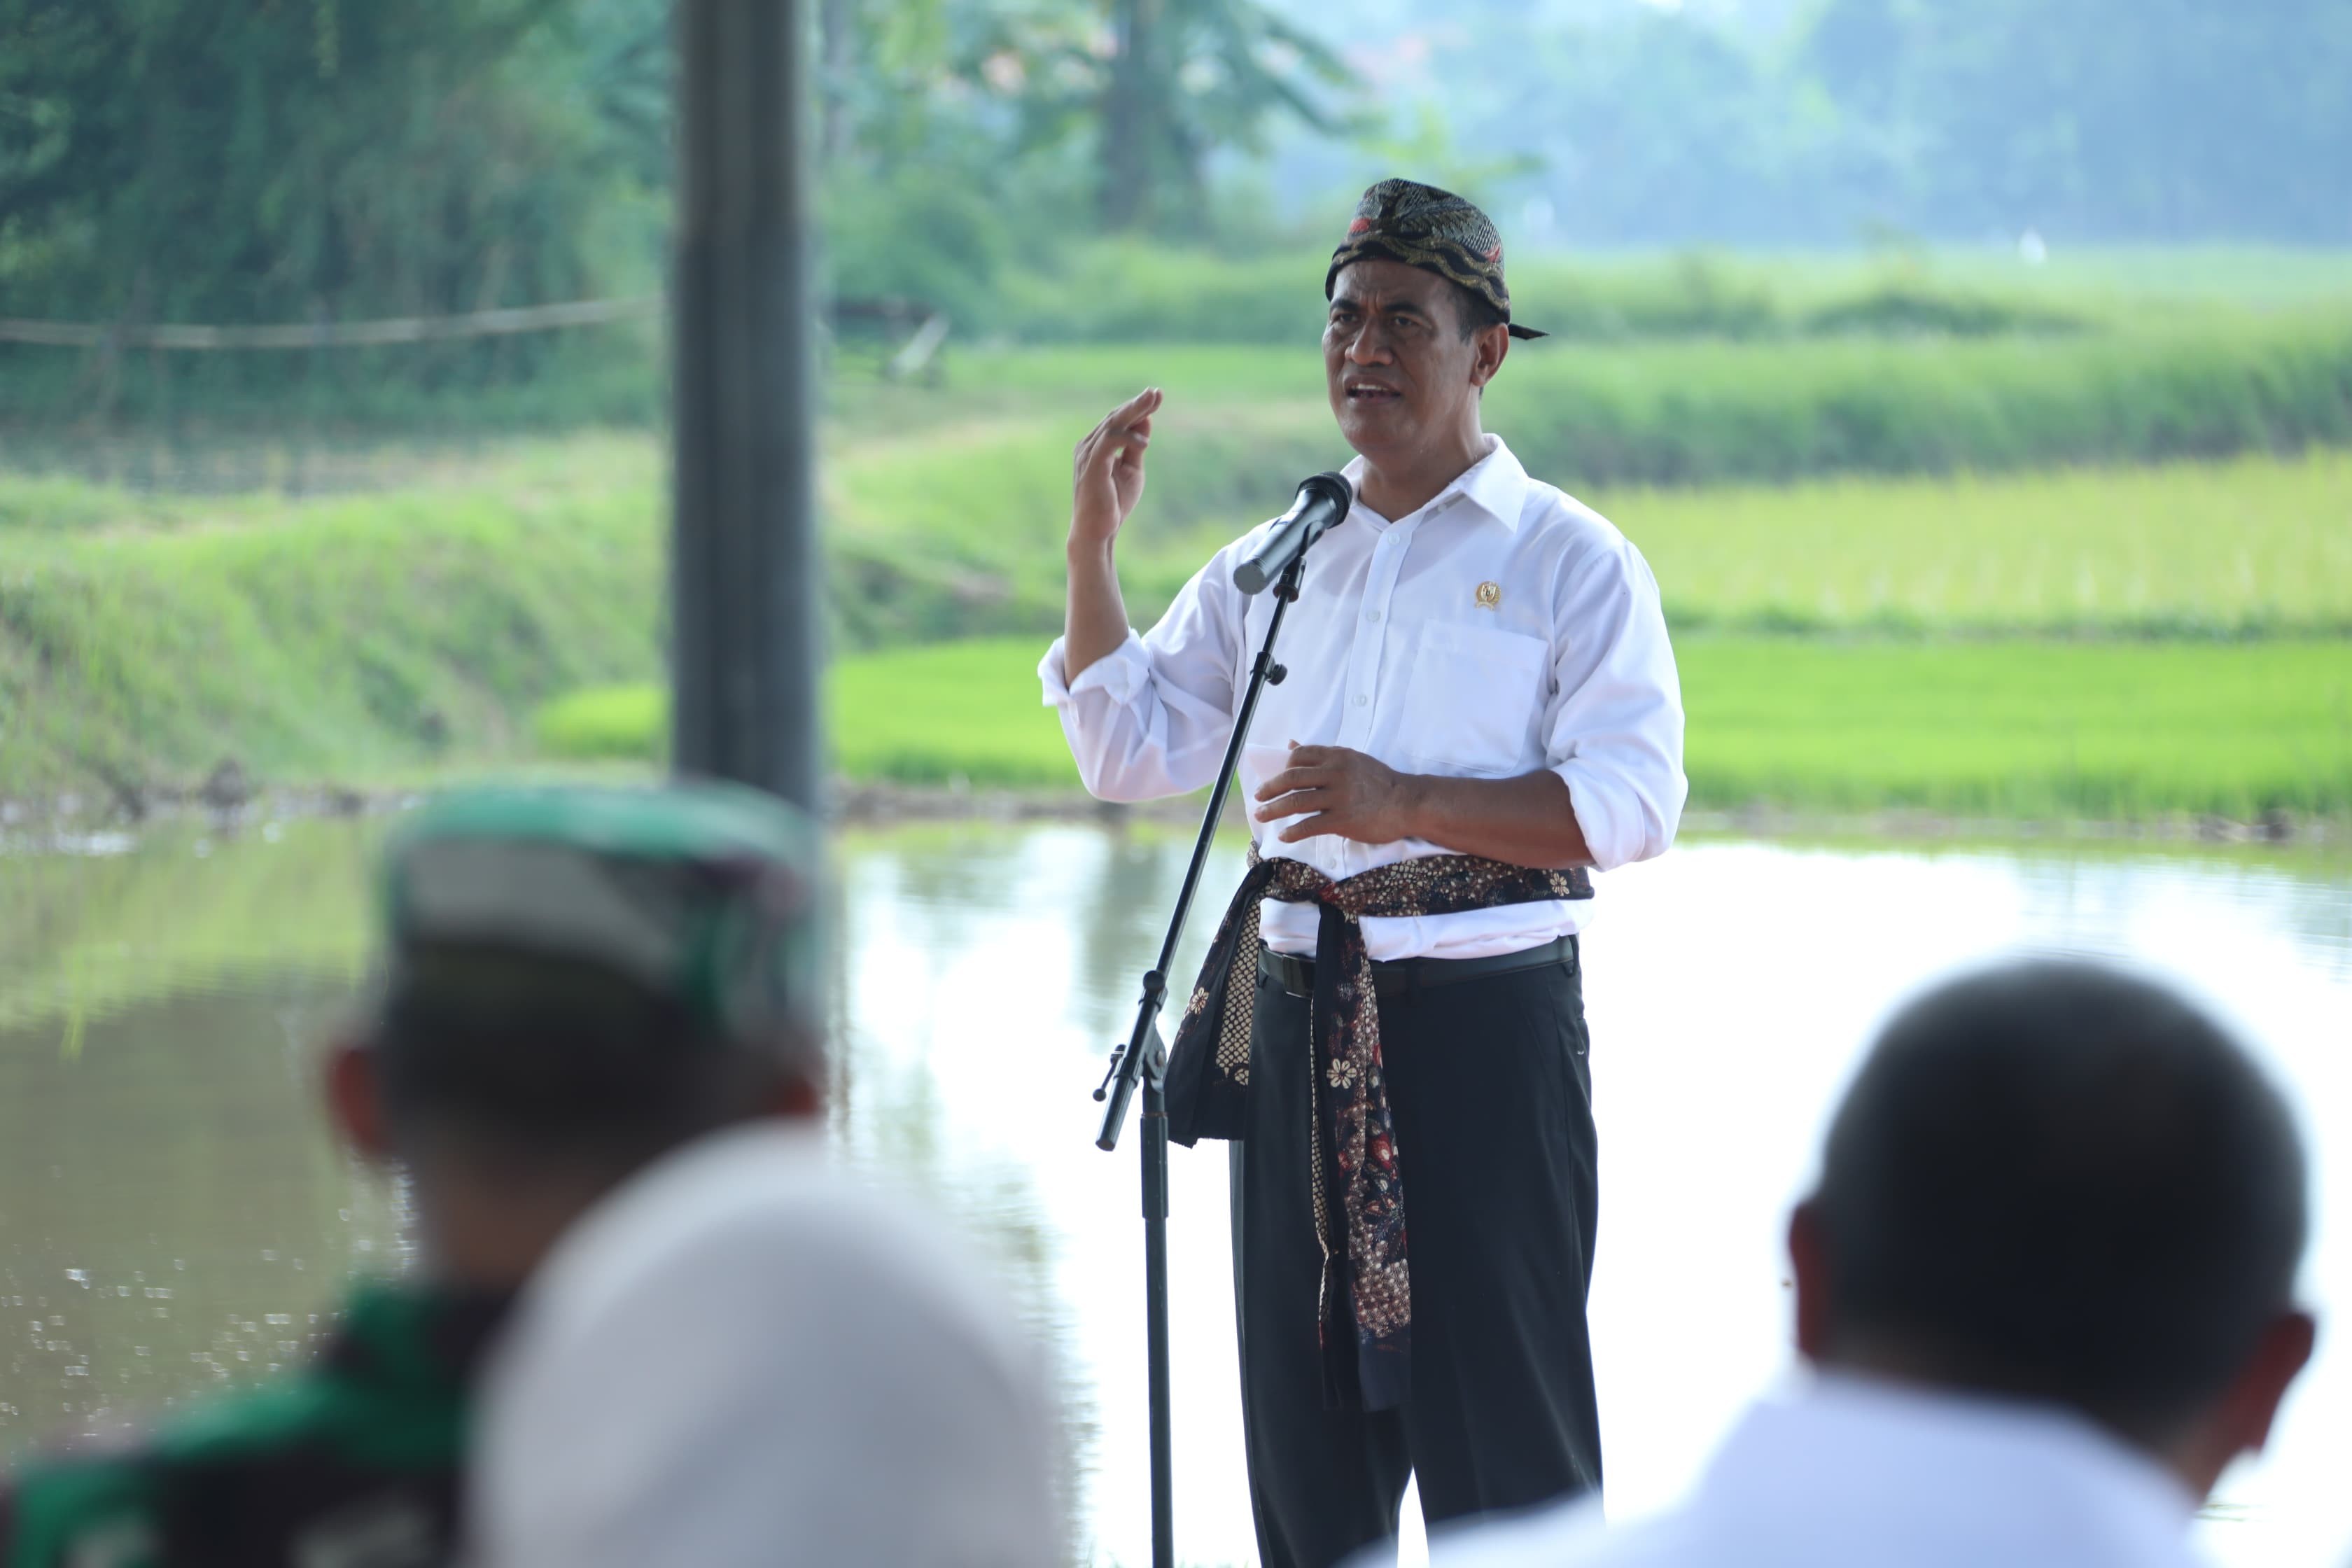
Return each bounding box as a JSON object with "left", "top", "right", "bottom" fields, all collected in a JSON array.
[
  {"left": 1325, "top": 178, "right": 1546, "bottom": 341},
  {"left": 372, "top": 782, "right": 825, "bottom": 1057}
]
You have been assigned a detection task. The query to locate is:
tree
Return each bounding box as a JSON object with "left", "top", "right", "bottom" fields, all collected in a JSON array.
[
  {"left": 967, "top": 0, "right": 1356, "bottom": 232},
  {"left": 0, "top": 0, "right": 654, "bottom": 328}
]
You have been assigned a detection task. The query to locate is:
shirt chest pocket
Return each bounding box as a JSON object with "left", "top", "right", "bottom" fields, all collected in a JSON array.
[{"left": 1399, "top": 620, "right": 1551, "bottom": 777}]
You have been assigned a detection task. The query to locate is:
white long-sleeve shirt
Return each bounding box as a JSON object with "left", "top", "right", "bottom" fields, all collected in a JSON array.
[
  {"left": 1420, "top": 1373, "right": 2207, "bottom": 1568},
  {"left": 1041, "top": 435, "right": 1686, "bottom": 960}
]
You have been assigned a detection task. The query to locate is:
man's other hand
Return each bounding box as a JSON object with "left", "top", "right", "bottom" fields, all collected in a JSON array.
[
  {"left": 1253, "top": 743, "right": 1420, "bottom": 846},
  {"left": 1071, "top": 388, "right": 1161, "bottom": 554}
]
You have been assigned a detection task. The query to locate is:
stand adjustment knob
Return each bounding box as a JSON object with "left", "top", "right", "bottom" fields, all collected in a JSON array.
[{"left": 1267, "top": 662, "right": 1287, "bottom": 685}]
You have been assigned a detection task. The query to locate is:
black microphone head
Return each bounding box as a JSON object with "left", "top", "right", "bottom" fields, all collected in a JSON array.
[
  {"left": 1234, "top": 471, "right": 1355, "bottom": 594},
  {"left": 1303, "top": 471, "right": 1354, "bottom": 511}
]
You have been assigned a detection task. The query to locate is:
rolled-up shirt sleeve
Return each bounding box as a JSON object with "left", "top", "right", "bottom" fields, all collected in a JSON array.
[
  {"left": 1544, "top": 534, "right": 1688, "bottom": 872},
  {"left": 1039, "top": 550, "right": 1245, "bottom": 802}
]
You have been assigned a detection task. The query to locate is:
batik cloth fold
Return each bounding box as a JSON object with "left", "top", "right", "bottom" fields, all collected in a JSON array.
[{"left": 1165, "top": 850, "right": 1593, "bottom": 1411}]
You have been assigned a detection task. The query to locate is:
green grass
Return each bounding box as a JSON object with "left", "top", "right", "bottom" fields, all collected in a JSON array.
[
  {"left": 0, "top": 323, "right": 664, "bottom": 436},
  {"left": 1622, "top": 450, "right": 2352, "bottom": 636},
  {"left": 0, "top": 444, "right": 662, "bottom": 797},
  {"left": 1895, "top": 244, "right": 2352, "bottom": 308},
  {"left": 816, "top": 326, "right": 2352, "bottom": 636},
  {"left": 17, "top": 288, "right": 2352, "bottom": 494},
  {"left": 1485, "top": 318, "right": 2352, "bottom": 485},
  {"left": 9, "top": 439, "right": 2350, "bottom": 802},
  {"left": 835, "top": 641, "right": 1080, "bottom": 785},
  {"left": 538, "top": 635, "right": 2352, "bottom": 820},
  {"left": 1682, "top": 638, "right": 2352, "bottom": 818},
  {"left": 8, "top": 337, "right": 2352, "bottom": 817},
  {"left": 825, "top": 436, "right": 2352, "bottom": 643},
  {"left": 827, "top": 313, "right": 2352, "bottom": 486},
  {"left": 984, "top": 241, "right": 2352, "bottom": 347},
  {"left": 538, "top": 640, "right": 1082, "bottom": 788},
  {"left": 18, "top": 245, "right": 2348, "bottom": 440}
]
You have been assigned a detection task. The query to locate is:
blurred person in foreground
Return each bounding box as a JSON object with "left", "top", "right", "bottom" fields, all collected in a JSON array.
[
  {"left": 1424, "top": 958, "right": 2316, "bottom": 1568},
  {"left": 468, "top": 1032, "right": 1060, "bottom": 1564},
  {"left": 1, "top": 783, "right": 1055, "bottom": 1568},
  {"left": 1043, "top": 178, "right": 1685, "bottom": 1567}
]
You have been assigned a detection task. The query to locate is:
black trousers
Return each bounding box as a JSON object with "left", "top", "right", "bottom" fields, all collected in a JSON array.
[{"left": 1229, "top": 943, "right": 1602, "bottom": 1568}]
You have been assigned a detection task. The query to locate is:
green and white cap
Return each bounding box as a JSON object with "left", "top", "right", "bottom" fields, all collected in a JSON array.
[{"left": 377, "top": 783, "right": 824, "bottom": 1054}]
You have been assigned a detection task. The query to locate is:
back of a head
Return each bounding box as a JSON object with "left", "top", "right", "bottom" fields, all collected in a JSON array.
[
  {"left": 1810, "top": 958, "right": 2306, "bottom": 1442},
  {"left": 365, "top": 783, "right": 826, "bottom": 1182}
]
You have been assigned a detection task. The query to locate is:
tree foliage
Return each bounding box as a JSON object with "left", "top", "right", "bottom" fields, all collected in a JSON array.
[
  {"left": 808, "top": 0, "right": 1356, "bottom": 320},
  {"left": 4, "top": 0, "right": 2341, "bottom": 365},
  {"left": 965, "top": 0, "right": 1354, "bottom": 229},
  {"left": 0, "top": 0, "right": 662, "bottom": 327}
]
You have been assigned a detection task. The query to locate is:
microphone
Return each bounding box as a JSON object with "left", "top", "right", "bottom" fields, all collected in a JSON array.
[{"left": 1232, "top": 472, "right": 1354, "bottom": 596}]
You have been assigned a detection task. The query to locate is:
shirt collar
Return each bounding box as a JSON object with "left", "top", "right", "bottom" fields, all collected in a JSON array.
[
  {"left": 1340, "top": 433, "right": 1531, "bottom": 533},
  {"left": 1690, "top": 1372, "right": 2201, "bottom": 1557}
]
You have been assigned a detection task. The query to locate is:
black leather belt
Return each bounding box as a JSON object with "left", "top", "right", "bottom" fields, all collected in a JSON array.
[{"left": 1257, "top": 934, "right": 1576, "bottom": 1001}]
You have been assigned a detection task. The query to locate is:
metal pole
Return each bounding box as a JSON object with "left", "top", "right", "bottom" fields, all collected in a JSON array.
[
  {"left": 670, "top": 0, "right": 821, "bottom": 811},
  {"left": 1142, "top": 1068, "right": 1175, "bottom": 1568},
  {"left": 1096, "top": 550, "right": 1314, "bottom": 1568}
]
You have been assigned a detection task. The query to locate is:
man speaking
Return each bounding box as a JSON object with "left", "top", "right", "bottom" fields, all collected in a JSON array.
[{"left": 1040, "top": 180, "right": 1687, "bottom": 1567}]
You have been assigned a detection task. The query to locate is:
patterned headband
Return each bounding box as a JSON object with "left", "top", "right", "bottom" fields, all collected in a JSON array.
[{"left": 1325, "top": 178, "right": 1546, "bottom": 340}]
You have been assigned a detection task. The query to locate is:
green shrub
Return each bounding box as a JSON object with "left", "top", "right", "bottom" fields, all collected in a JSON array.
[
  {"left": 1801, "top": 285, "right": 2086, "bottom": 338},
  {"left": 986, "top": 243, "right": 2352, "bottom": 348},
  {"left": 24, "top": 246, "right": 2347, "bottom": 442},
  {"left": 818, "top": 313, "right": 2352, "bottom": 510},
  {"left": 1484, "top": 316, "right": 2352, "bottom": 485}
]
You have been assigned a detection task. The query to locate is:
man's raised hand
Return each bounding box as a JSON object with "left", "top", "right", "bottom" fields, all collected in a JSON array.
[{"left": 1071, "top": 388, "right": 1161, "bottom": 554}]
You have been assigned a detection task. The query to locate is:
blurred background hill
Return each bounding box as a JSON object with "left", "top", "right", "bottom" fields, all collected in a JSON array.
[
  {"left": 1256, "top": 0, "right": 2352, "bottom": 247},
  {"left": 1, "top": 0, "right": 2347, "bottom": 823}
]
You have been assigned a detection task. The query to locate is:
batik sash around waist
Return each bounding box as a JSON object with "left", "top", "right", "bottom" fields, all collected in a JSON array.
[{"left": 1165, "top": 850, "right": 1593, "bottom": 1411}]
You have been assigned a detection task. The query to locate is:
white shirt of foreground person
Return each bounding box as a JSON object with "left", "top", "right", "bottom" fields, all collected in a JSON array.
[
  {"left": 1040, "top": 435, "right": 1686, "bottom": 961},
  {"left": 468, "top": 1125, "right": 1062, "bottom": 1568},
  {"left": 1421, "top": 1373, "right": 2206, "bottom": 1568}
]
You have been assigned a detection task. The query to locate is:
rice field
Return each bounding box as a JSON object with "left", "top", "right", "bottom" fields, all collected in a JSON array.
[
  {"left": 9, "top": 322, "right": 2350, "bottom": 819},
  {"left": 537, "top": 635, "right": 2352, "bottom": 820},
  {"left": 827, "top": 433, "right": 2352, "bottom": 640},
  {"left": 1617, "top": 450, "right": 2352, "bottom": 635}
]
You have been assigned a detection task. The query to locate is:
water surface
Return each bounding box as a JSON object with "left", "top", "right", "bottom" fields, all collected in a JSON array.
[{"left": 3, "top": 820, "right": 2346, "bottom": 1567}]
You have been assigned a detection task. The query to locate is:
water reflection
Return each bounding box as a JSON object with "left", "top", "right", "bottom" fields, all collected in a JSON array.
[
  {"left": 1, "top": 821, "right": 2345, "bottom": 1568},
  {"left": 0, "top": 979, "right": 402, "bottom": 1441}
]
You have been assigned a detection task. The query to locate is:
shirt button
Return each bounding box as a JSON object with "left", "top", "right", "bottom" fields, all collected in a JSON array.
[
  {"left": 1354, "top": 694, "right": 1369, "bottom": 708},
  {"left": 1365, "top": 610, "right": 1381, "bottom": 623}
]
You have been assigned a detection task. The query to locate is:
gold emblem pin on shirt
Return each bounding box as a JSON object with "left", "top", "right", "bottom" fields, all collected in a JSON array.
[{"left": 1475, "top": 581, "right": 1502, "bottom": 610}]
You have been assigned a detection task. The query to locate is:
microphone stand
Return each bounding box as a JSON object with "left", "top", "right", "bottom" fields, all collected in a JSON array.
[{"left": 1092, "top": 543, "right": 1317, "bottom": 1568}]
